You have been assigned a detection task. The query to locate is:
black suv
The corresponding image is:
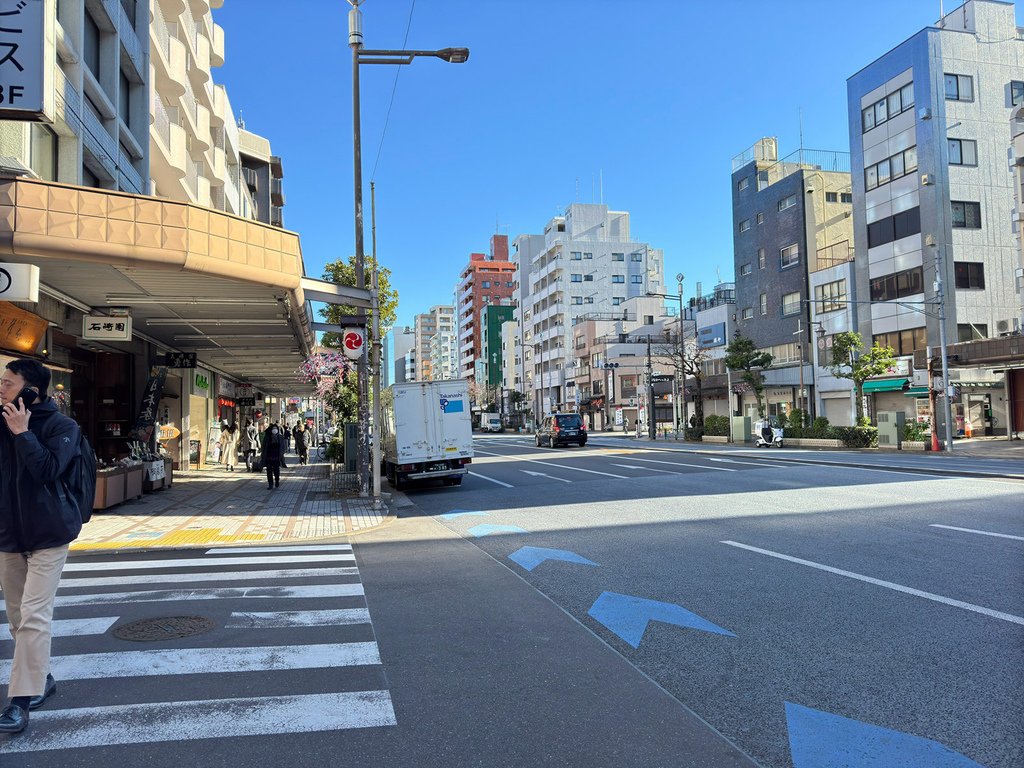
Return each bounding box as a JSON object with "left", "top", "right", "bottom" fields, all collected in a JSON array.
[{"left": 535, "top": 413, "right": 587, "bottom": 448}]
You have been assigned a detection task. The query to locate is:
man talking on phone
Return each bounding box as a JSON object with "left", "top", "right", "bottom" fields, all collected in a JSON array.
[{"left": 0, "top": 359, "right": 84, "bottom": 734}]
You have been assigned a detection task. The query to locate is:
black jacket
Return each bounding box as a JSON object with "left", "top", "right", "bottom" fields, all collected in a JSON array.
[
  {"left": 259, "top": 431, "right": 285, "bottom": 468},
  {"left": 0, "top": 398, "right": 83, "bottom": 552}
]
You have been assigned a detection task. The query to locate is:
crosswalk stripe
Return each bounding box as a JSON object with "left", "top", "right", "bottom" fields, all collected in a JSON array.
[
  {"left": 62, "top": 554, "right": 354, "bottom": 572},
  {"left": 57, "top": 567, "right": 358, "bottom": 589},
  {"left": 0, "top": 642, "right": 381, "bottom": 682},
  {"left": 225, "top": 609, "right": 371, "bottom": 628},
  {"left": 204, "top": 545, "right": 353, "bottom": 554},
  {"left": 0, "top": 617, "right": 118, "bottom": 639},
  {"left": 0, "top": 691, "right": 397, "bottom": 753},
  {"left": 54, "top": 583, "right": 364, "bottom": 608}
]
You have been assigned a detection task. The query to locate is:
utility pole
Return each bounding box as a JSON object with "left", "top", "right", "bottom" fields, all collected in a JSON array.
[
  {"left": 370, "top": 182, "right": 381, "bottom": 507},
  {"left": 794, "top": 318, "right": 805, "bottom": 425},
  {"left": 934, "top": 249, "right": 954, "bottom": 452},
  {"left": 646, "top": 334, "right": 656, "bottom": 440}
]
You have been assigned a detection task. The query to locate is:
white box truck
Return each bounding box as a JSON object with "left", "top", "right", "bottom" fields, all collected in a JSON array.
[
  {"left": 381, "top": 380, "right": 473, "bottom": 490},
  {"left": 481, "top": 413, "right": 502, "bottom": 432}
]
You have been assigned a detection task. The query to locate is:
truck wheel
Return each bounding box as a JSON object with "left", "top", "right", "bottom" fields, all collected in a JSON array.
[
  {"left": 394, "top": 473, "right": 406, "bottom": 491},
  {"left": 446, "top": 476, "right": 463, "bottom": 486}
]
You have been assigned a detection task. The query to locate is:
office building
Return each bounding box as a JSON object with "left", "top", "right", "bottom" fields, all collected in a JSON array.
[{"left": 456, "top": 235, "right": 516, "bottom": 382}]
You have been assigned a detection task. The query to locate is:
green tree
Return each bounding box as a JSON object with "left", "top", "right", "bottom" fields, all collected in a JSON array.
[
  {"left": 318, "top": 256, "right": 399, "bottom": 348},
  {"left": 323, "top": 370, "right": 359, "bottom": 424},
  {"left": 825, "top": 331, "right": 897, "bottom": 423},
  {"left": 725, "top": 333, "right": 774, "bottom": 417}
]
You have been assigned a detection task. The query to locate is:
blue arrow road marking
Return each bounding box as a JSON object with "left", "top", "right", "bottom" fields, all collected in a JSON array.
[
  {"left": 467, "top": 524, "right": 529, "bottom": 538},
  {"left": 438, "top": 510, "right": 488, "bottom": 520},
  {"left": 786, "top": 702, "right": 987, "bottom": 768},
  {"left": 508, "top": 546, "right": 599, "bottom": 572},
  {"left": 587, "top": 591, "right": 735, "bottom": 648}
]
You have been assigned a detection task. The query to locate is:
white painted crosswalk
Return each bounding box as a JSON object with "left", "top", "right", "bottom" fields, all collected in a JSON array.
[{"left": 0, "top": 543, "right": 394, "bottom": 754}]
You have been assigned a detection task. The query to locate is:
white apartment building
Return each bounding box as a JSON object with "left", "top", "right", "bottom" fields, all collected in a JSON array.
[
  {"left": 414, "top": 305, "right": 455, "bottom": 381},
  {"left": 513, "top": 203, "right": 665, "bottom": 419},
  {"left": 847, "top": 0, "right": 1023, "bottom": 437}
]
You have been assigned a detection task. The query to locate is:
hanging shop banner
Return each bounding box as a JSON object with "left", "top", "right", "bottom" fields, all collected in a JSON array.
[
  {"left": 163, "top": 352, "right": 197, "bottom": 368},
  {"left": 341, "top": 328, "right": 364, "bottom": 360},
  {"left": 235, "top": 383, "right": 255, "bottom": 407},
  {"left": 217, "top": 376, "right": 236, "bottom": 398},
  {"left": 192, "top": 368, "right": 211, "bottom": 396},
  {"left": 0, "top": 301, "right": 47, "bottom": 353},
  {"left": 0, "top": 0, "right": 56, "bottom": 122},
  {"left": 0, "top": 263, "right": 39, "bottom": 302},
  {"left": 82, "top": 315, "right": 132, "bottom": 341},
  {"left": 128, "top": 366, "right": 168, "bottom": 443}
]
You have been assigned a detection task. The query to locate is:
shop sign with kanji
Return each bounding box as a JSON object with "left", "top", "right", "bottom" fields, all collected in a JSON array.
[
  {"left": 82, "top": 314, "right": 132, "bottom": 341},
  {"left": 0, "top": 0, "right": 56, "bottom": 121}
]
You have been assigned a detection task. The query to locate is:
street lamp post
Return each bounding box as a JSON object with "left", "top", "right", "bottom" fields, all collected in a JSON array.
[
  {"left": 646, "top": 275, "right": 687, "bottom": 439},
  {"left": 347, "top": 1, "right": 469, "bottom": 495}
]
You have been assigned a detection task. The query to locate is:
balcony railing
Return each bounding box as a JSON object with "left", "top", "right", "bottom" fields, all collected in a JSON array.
[
  {"left": 117, "top": 2, "right": 144, "bottom": 75},
  {"left": 152, "top": 94, "right": 171, "bottom": 148}
]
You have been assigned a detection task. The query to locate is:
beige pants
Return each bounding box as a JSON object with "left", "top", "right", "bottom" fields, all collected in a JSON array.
[{"left": 0, "top": 545, "right": 69, "bottom": 697}]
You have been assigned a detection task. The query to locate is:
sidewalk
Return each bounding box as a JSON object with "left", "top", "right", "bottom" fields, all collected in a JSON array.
[{"left": 73, "top": 455, "right": 393, "bottom": 553}]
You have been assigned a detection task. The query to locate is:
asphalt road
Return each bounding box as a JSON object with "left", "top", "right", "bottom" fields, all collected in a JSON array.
[{"left": 402, "top": 434, "right": 1024, "bottom": 768}]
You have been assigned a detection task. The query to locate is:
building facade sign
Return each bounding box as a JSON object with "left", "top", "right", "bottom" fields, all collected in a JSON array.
[
  {"left": 698, "top": 322, "right": 727, "bottom": 348},
  {"left": 0, "top": 263, "right": 39, "bottom": 302},
  {"left": 82, "top": 315, "right": 132, "bottom": 341},
  {"left": 0, "top": 0, "right": 56, "bottom": 122},
  {"left": 217, "top": 376, "right": 236, "bottom": 398},
  {"left": 0, "top": 301, "right": 46, "bottom": 353},
  {"left": 192, "top": 368, "right": 212, "bottom": 396}
]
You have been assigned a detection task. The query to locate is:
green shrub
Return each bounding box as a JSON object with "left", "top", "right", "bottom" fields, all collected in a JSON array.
[
  {"left": 810, "top": 417, "right": 831, "bottom": 438},
  {"left": 325, "top": 437, "right": 346, "bottom": 462},
  {"left": 832, "top": 426, "right": 878, "bottom": 448},
  {"left": 684, "top": 426, "right": 704, "bottom": 441},
  {"left": 903, "top": 420, "right": 930, "bottom": 442},
  {"left": 703, "top": 414, "right": 730, "bottom": 437}
]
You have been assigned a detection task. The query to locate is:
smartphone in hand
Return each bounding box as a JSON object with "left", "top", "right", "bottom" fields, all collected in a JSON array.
[{"left": 15, "top": 387, "right": 38, "bottom": 409}]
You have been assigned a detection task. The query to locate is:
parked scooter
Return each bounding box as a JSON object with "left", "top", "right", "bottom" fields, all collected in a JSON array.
[{"left": 754, "top": 416, "right": 784, "bottom": 448}]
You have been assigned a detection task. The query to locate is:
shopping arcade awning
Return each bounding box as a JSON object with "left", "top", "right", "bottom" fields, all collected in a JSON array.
[{"left": 862, "top": 378, "right": 909, "bottom": 393}]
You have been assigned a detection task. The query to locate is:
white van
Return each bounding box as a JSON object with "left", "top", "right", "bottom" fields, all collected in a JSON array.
[{"left": 481, "top": 413, "right": 502, "bottom": 432}]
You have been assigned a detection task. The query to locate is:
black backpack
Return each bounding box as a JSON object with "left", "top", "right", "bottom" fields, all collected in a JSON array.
[{"left": 61, "top": 431, "right": 97, "bottom": 524}]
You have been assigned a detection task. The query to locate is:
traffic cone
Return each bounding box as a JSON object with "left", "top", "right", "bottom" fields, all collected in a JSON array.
[{"left": 964, "top": 420, "right": 973, "bottom": 438}]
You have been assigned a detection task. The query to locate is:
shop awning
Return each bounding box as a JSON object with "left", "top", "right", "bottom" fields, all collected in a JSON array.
[
  {"left": 862, "top": 378, "right": 909, "bottom": 393},
  {"left": 904, "top": 386, "right": 930, "bottom": 396}
]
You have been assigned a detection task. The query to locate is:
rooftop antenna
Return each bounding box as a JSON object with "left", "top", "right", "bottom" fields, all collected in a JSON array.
[
  {"left": 575, "top": 177, "right": 579, "bottom": 201},
  {"left": 599, "top": 168, "right": 604, "bottom": 205},
  {"left": 237, "top": 112, "right": 245, "bottom": 130},
  {"left": 716, "top": 266, "right": 722, "bottom": 284},
  {"left": 798, "top": 107, "right": 804, "bottom": 153}
]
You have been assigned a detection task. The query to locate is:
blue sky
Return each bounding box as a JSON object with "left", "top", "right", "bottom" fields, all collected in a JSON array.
[{"left": 213, "top": 0, "right": 1023, "bottom": 329}]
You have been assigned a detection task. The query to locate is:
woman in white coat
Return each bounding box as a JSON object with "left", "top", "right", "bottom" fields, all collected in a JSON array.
[{"left": 219, "top": 424, "right": 239, "bottom": 471}]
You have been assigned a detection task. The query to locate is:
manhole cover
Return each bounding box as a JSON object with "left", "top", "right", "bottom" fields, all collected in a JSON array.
[
  {"left": 113, "top": 616, "right": 215, "bottom": 642},
  {"left": 305, "top": 491, "right": 331, "bottom": 501}
]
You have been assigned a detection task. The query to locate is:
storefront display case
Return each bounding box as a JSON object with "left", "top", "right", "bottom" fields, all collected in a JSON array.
[
  {"left": 93, "top": 467, "right": 126, "bottom": 510},
  {"left": 125, "top": 464, "right": 144, "bottom": 499}
]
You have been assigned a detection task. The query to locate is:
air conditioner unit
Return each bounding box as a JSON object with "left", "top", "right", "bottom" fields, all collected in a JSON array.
[
  {"left": 919, "top": 107, "right": 933, "bottom": 120},
  {"left": 921, "top": 173, "right": 934, "bottom": 185},
  {"left": 997, "top": 319, "right": 1010, "bottom": 334},
  {"left": 924, "top": 234, "right": 936, "bottom": 247}
]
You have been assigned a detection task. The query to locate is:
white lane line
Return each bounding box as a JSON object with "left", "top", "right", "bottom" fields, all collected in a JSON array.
[
  {"left": 0, "top": 642, "right": 381, "bottom": 684},
  {"left": 0, "top": 617, "right": 118, "bottom": 639},
  {"left": 627, "top": 457, "right": 736, "bottom": 472},
  {"left": 62, "top": 554, "right": 354, "bottom": 572},
  {"left": 57, "top": 567, "right": 358, "bottom": 589},
  {"left": 708, "top": 457, "right": 790, "bottom": 468},
  {"left": 225, "top": 608, "right": 370, "bottom": 628},
  {"left": 929, "top": 524, "right": 1024, "bottom": 542},
  {"left": 722, "top": 540, "right": 1024, "bottom": 626},
  {"left": 525, "top": 459, "right": 627, "bottom": 479},
  {"left": 53, "top": 583, "right": 364, "bottom": 608},
  {"left": 468, "top": 471, "right": 514, "bottom": 488},
  {"left": 610, "top": 463, "right": 687, "bottom": 475},
  {"left": 204, "top": 545, "right": 352, "bottom": 554},
  {"left": 521, "top": 470, "right": 572, "bottom": 483},
  {"left": 0, "top": 691, "right": 396, "bottom": 753}
]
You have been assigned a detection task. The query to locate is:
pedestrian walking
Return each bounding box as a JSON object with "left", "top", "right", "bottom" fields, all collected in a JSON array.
[
  {"left": 241, "top": 419, "right": 258, "bottom": 472},
  {"left": 219, "top": 423, "right": 238, "bottom": 472},
  {"left": 0, "top": 359, "right": 87, "bottom": 733},
  {"left": 282, "top": 422, "right": 291, "bottom": 452},
  {"left": 293, "top": 424, "right": 308, "bottom": 466},
  {"left": 259, "top": 424, "right": 286, "bottom": 489}
]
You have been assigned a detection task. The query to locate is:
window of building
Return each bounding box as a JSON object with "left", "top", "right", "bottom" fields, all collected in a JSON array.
[
  {"left": 481, "top": 281, "right": 491, "bottom": 288},
  {"left": 631, "top": 275, "right": 643, "bottom": 284},
  {"left": 870, "top": 266, "right": 924, "bottom": 301},
  {"left": 585, "top": 296, "right": 594, "bottom": 304},
  {"left": 944, "top": 73, "right": 973, "bottom": 102},
  {"left": 867, "top": 206, "right": 921, "bottom": 248},
  {"left": 759, "top": 293, "right": 767, "bottom": 315},
  {"left": 739, "top": 219, "right": 751, "bottom": 232},
  {"left": 826, "top": 192, "right": 838, "bottom": 203},
  {"left": 841, "top": 192, "right": 853, "bottom": 203},
  {"left": 571, "top": 251, "right": 582, "bottom": 260},
  {"left": 1013, "top": 81, "right": 1024, "bottom": 107},
  {"left": 957, "top": 323, "right": 988, "bottom": 342},
  {"left": 81, "top": 164, "right": 100, "bottom": 188},
  {"left": 29, "top": 123, "right": 57, "bottom": 181},
  {"left": 873, "top": 327, "right": 927, "bottom": 356},
  {"left": 781, "top": 292, "right": 801, "bottom": 316},
  {"left": 756, "top": 212, "right": 765, "bottom": 224},
  {"left": 740, "top": 263, "right": 752, "bottom": 276},
  {"left": 778, "top": 194, "right": 797, "bottom": 212},
  {"left": 584, "top": 252, "right": 593, "bottom": 259},
  {"left": 954, "top": 261, "right": 985, "bottom": 289},
  {"left": 758, "top": 248, "right": 765, "bottom": 269},
  {"left": 612, "top": 297, "right": 624, "bottom": 306},
  {"left": 948, "top": 138, "right": 977, "bottom": 166},
  {"left": 612, "top": 252, "right": 624, "bottom": 261},
  {"left": 612, "top": 275, "right": 625, "bottom": 284},
  {"left": 572, "top": 296, "right": 583, "bottom": 305},
  {"left": 738, "top": 177, "right": 749, "bottom": 191},
  {"left": 742, "top": 307, "right": 753, "bottom": 320},
  {"left": 814, "top": 279, "right": 847, "bottom": 313},
  {"left": 631, "top": 253, "right": 643, "bottom": 262},
  {"left": 780, "top": 243, "right": 800, "bottom": 268},
  {"left": 864, "top": 146, "right": 917, "bottom": 191},
  {"left": 951, "top": 201, "right": 981, "bottom": 229},
  {"left": 118, "top": 69, "right": 131, "bottom": 125},
  {"left": 862, "top": 82, "right": 914, "bottom": 133},
  {"left": 507, "top": 281, "right": 514, "bottom": 287},
  {"left": 83, "top": 9, "right": 100, "bottom": 79},
  {"left": 570, "top": 274, "right": 582, "bottom": 283},
  {"left": 584, "top": 274, "right": 594, "bottom": 282}
]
